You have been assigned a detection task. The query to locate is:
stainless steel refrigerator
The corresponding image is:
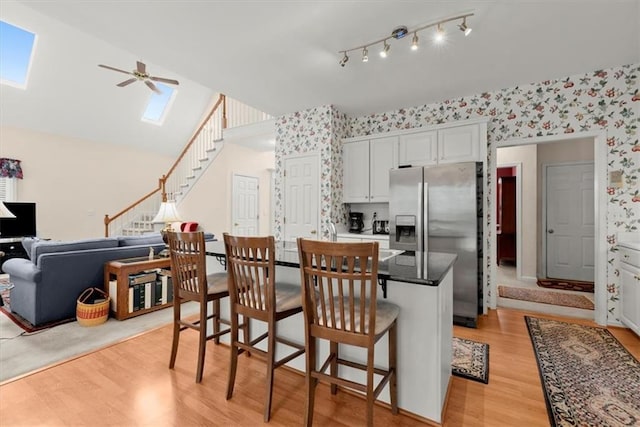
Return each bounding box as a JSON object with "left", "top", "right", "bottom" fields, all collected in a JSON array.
[{"left": 389, "top": 162, "right": 483, "bottom": 327}]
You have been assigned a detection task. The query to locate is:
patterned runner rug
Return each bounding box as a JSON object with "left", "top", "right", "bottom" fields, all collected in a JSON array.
[
  {"left": 452, "top": 336, "right": 489, "bottom": 384},
  {"left": 498, "top": 285, "right": 594, "bottom": 310},
  {"left": 537, "top": 278, "right": 594, "bottom": 293},
  {"left": 525, "top": 316, "right": 640, "bottom": 426}
]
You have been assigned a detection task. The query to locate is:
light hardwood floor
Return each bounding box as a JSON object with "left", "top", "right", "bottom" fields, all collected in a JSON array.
[{"left": 1, "top": 308, "right": 638, "bottom": 426}]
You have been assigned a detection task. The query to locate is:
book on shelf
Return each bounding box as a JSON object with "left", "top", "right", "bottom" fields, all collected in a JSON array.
[
  {"left": 160, "top": 274, "right": 174, "bottom": 304},
  {"left": 108, "top": 280, "right": 118, "bottom": 312},
  {"left": 144, "top": 282, "right": 151, "bottom": 309},
  {"left": 129, "top": 271, "right": 157, "bottom": 286}
]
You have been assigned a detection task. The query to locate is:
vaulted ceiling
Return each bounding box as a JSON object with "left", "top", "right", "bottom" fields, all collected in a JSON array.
[{"left": 1, "top": 1, "right": 638, "bottom": 155}]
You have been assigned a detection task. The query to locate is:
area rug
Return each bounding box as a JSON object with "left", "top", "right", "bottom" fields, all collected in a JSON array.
[
  {"left": 498, "top": 285, "right": 594, "bottom": 310},
  {"left": 451, "top": 336, "right": 489, "bottom": 384},
  {"left": 0, "top": 288, "right": 75, "bottom": 333},
  {"left": 537, "top": 278, "right": 594, "bottom": 293},
  {"left": 525, "top": 316, "right": 640, "bottom": 427}
]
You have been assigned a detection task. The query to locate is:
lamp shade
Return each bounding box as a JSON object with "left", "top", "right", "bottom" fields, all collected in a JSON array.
[
  {"left": 0, "top": 201, "right": 16, "bottom": 218},
  {"left": 152, "top": 200, "right": 182, "bottom": 224}
]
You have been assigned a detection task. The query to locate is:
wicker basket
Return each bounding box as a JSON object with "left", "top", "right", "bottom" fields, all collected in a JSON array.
[{"left": 76, "top": 287, "right": 110, "bottom": 327}]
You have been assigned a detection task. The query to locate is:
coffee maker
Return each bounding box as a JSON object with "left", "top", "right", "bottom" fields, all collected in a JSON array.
[{"left": 348, "top": 212, "right": 365, "bottom": 233}]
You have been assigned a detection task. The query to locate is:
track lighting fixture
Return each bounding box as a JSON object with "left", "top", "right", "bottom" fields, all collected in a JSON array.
[
  {"left": 458, "top": 17, "right": 472, "bottom": 36},
  {"left": 337, "top": 11, "right": 473, "bottom": 67},
  {"left": 380, "top": 40, "right": 390, "bottom": 58}
]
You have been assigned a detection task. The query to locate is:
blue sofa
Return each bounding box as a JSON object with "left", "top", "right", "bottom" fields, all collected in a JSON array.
[{"left": 3, "top": 234, "right": 168, "bottom": 326}]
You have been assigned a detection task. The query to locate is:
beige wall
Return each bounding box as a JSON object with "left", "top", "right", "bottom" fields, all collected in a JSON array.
[
  {"left": 497, "top": 145, "right": 537, "bottom": 279},
  {"left": 0, "top": 126, "right": 173, "bottom": 240},
  {"left": 178, "top": 143, "right": 274, "bottom": 239}
]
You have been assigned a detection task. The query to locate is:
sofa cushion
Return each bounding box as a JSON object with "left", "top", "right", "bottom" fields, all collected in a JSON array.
[
  {"left": 31, "top": 237, "right": 119, "bottom": 265},
  {"left": 21, "top": 237, "right": 41, "bottom": 260},
  {"left": 117, "top": 234, "right": 164, "bottom": 247}
]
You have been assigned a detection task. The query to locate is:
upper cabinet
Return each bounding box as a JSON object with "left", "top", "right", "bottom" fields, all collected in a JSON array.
[
  {"left": 437, "top": 124, "right": 480, "bottom": 164},
  {"left": 343, "top": 140, "right": 370, "bottom": 203},
  {"left": 398, "top": 131, "right": 438, "bottom": 167},
  {"left": 343, "top": 120, "right": 487, "bottom": 203},
  {"left": 369, "top": 137, "right": 397, "bottom": 202},
  {"left": 343, "top": 137, "right": 397, "bottom": 203}
]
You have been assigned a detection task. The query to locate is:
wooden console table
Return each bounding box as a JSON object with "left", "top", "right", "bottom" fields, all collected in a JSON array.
[{"left": 104, "top": 256, "right": 171, "bottom": 320}]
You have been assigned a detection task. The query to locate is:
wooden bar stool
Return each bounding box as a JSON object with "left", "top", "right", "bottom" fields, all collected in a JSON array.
[
  {"left": 223, "top": 233, "right": 305, "bottom": 422},
  {"left": 167, "top": 231, "right": 231, "bottom": 383},
  {"left": 297, "top": 238, "right": 399, "bottom": 427}
]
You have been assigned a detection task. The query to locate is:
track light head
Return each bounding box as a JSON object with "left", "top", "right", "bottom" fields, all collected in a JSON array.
[
  {"left": 434, "top": 24, "right": 445, "bottom": 43},
  {"left": 459, "top": 17, "right": 472, "bottom": 36},
  {"left": 411, "top": 32, "right": 419, "bottom": 51},
  {"left": 339, "top": 52, "right": 349, "bottom": 67},
  {"left": 380, "top": 40, "right": 390, "bottom": 58},
  {"left": 362, "top": 47, "right": 369, "bottom": 62}
]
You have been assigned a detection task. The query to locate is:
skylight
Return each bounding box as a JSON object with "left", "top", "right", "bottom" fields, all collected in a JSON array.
[
  {"left": 0, "top": 20, "right": 37, "bottom": 88},
  {"left": 142, "top": 83, "right": 176, "bottom": 125}
]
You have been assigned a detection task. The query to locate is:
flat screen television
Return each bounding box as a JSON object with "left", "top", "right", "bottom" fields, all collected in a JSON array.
[{"left": 0, "top": 202, "right": 37, "bottom": 238}]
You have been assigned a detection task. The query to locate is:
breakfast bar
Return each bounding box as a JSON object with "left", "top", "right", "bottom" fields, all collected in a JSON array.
[{"left": 205, "top": 240, "right": 457, "bottom": 424}]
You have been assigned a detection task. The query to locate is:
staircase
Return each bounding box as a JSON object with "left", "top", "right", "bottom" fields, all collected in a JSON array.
[{"left": 104, "top": 94, "right": 272, "bottom": 237}]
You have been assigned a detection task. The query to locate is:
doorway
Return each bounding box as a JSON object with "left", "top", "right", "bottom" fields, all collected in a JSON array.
[{"left": 491, "top": 133, "right": 606, "bottom": 324}]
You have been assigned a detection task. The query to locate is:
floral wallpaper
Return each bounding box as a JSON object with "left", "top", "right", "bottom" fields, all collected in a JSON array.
[
  {"left": 274, "top": 105, "right": 348, "bottom": 241},
  {"left": 275, "top": 63, "right": 638, "bottom": 324}
]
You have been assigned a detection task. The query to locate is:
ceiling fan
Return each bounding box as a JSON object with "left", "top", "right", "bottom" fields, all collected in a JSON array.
[{"left": 98, "top": 61, "right": 179, "bottom": 94}]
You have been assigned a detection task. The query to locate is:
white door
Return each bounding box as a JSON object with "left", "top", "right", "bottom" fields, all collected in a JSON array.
[
  {"left": 545, "top": 163, "right": 594, "bottom": 281},
  {"left": 232, "top": 174, "right": 259, "bottom": 236},
  {"left": 284, "top": 154, "right": 319, "bottom": 241}
]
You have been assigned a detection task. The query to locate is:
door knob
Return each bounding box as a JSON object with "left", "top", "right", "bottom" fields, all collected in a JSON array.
[
  {"left": 548, "top": 229, "right": 554, "bottom": 234},
  {"left": 234, "top": 223, "right": 239, "bottom": 226},
  {"left": 310, "top": 230, "right": 317, "bottom": 234}
]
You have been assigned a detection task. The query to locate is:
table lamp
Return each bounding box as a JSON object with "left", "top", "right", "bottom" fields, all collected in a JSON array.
[
  {"left": 0, "top": 201, "right": 16, "bottom": 219},
  {"left": 152, "top": 199, "right": 182, "bottom": 257}
]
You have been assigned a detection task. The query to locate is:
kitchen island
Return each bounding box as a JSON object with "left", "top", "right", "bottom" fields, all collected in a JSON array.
[{"left": 205, "top": 240, "right": 456, "bottom": 424}]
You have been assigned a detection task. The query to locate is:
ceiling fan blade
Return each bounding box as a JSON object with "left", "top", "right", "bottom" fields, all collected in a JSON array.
[
  {"left": 98, "top": 64, "right": 133, "bottom": 75},
  {"left": 136, "top": 61, "right": 146, "bottom": 74},
  {"left": 117, "top": 78, "right": 137, "bottom": 87},
  {"left": 150, "top": 76, "right": 179, "bottom": 85},
  {"left": 145, "top": 80, "right": 162, "bottom": 94}
]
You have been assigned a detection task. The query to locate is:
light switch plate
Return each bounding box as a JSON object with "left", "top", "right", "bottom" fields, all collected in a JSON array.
[{"left": 609, "top": 170, "right": 623, "bottom": 188}]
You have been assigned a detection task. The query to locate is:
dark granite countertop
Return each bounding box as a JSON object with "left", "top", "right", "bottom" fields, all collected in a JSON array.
[{"left": 205, "top": 240, "right": 457, "bottom": 287}]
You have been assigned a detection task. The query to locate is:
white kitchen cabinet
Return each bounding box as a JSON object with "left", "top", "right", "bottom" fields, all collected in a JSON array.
[
  {"left": 619, "top": 244, "right": 640, "bottom": 336},
  {"left": 369, "top": 137, "right": 398, "bottom": 202},
  {"left": 343, "top": 140, "right": 370, "bottom": 203},
  {"left": 343, "top": 137, "right": 397, "bottom": 203},
  {"left": 399, "top": 131, "right": 438, "bottom": 167},
  {"left": 437, "top": 124, "right": 481, "bottom": 164}
]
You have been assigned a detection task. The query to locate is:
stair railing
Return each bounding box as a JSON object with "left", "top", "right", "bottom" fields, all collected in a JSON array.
[
  {"left": 104, "top": 94, "right": 227, "bottom": 237},
  {"left": 104, "top": 93, "right": 273, "bottom": 237}
]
